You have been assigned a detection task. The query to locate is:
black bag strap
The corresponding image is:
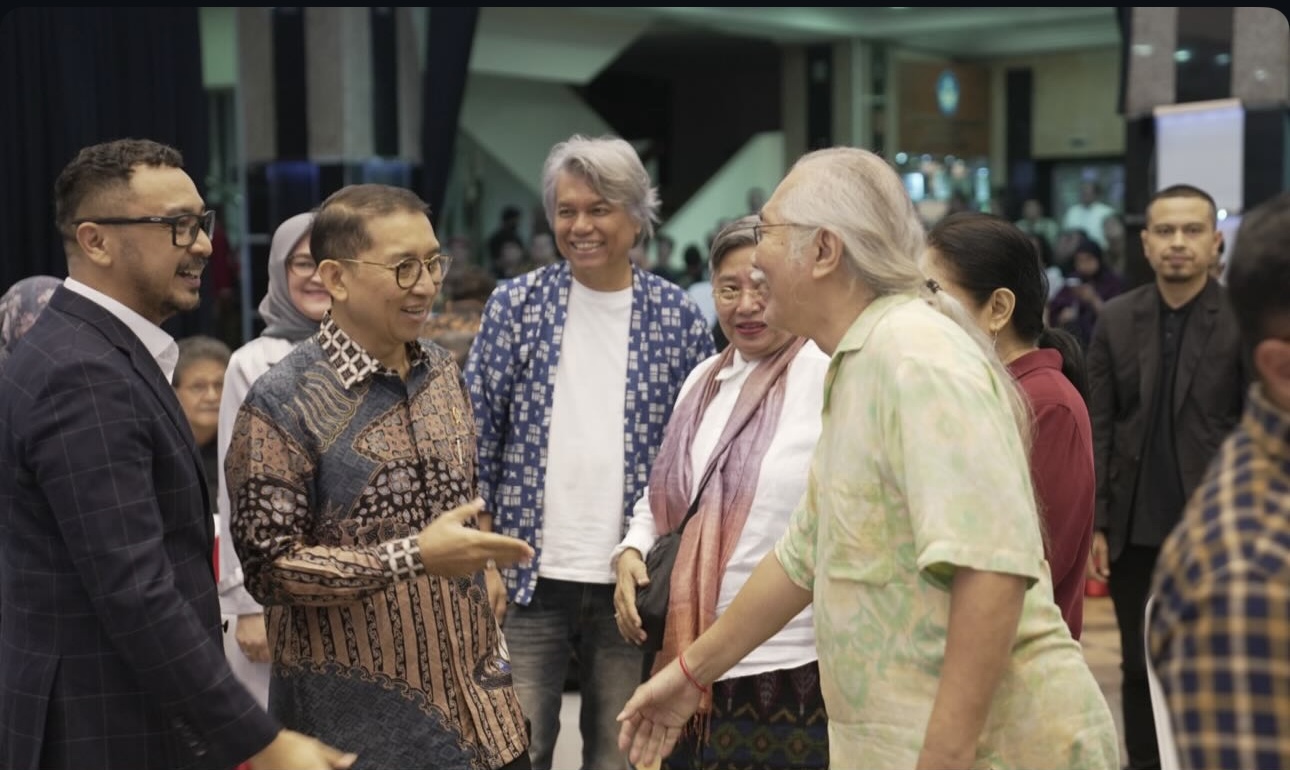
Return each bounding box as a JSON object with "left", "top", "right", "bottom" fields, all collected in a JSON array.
[{"left": 675, "top": 461, "right": 719, "bottom": 536}]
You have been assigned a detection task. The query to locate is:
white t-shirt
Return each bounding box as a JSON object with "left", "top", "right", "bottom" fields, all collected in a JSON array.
[
  {"left": 612, "top": 342, "right": 829, "bottom": 679},
  {"left": 539, "top": 279, "right": 634, "bottom": 583}
]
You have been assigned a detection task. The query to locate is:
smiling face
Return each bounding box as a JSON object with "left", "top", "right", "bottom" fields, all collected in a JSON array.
[
  {"left": 552, "top": 170, "right": 639, "bottom": 284},
  {"left": 285, "top": 232, "right": 331, "bottom": 322},
  {"left": 713, "top": 245, "right": 793, "bottom": 360},
  {"left": 84, "top": 165, "right": 212, "bottom": 325},
  {"left": 335, "top": 210, "right": 444, "bottom": 355}
]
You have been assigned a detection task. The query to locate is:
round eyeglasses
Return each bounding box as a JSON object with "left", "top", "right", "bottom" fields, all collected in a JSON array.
[
  {"left": 72, "top": 210, "right": 216, "bottom": 248},
  {"left": 338, "top": 253, "right": 453, "bottom": 289},
  {"left": 287, "top": 257, "right": 319, "bottom": 278},
  {"left": 713, "top": 285, "right": 771, "bottom": 306}
]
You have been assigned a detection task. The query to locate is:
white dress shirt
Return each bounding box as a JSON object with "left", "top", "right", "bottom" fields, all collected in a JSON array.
[{"left": 63, "top": 278, "right": 178, "bottom": 381}]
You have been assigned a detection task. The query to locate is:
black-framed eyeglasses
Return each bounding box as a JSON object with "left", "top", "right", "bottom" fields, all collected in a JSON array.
[
  {"left": 73, "top": 210, "right": 216, "bottom": 248},
  {"left": 752, "top": 222, "right": 814, "bottom": 245},
  {"left": 337, "top": 253, "right": 453, "bottom": 289}
]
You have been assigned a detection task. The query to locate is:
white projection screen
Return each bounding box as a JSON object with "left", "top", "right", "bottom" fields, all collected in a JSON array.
[{"left": 1153, "top": 98, "right": 1245, "bottom": 215}]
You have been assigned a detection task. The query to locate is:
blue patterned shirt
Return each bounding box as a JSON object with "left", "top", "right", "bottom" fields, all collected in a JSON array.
[
  {"left": 465, "top": 262, "right": 714, "bottom": 604},
  {"left": 1150, "top": 384, "right": 1290, "bottom": 770}
]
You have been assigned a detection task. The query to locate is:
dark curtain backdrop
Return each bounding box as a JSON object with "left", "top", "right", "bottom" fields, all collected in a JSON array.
[
  {"left": 420, "top": 7, "right": 478, "bottom": 227},
  {"left": 0, "top": 7, "right": 212, "bottom": 337}
]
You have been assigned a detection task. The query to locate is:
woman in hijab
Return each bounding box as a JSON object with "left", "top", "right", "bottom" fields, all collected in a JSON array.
[
  {"left": 0, "top": 275, "right": 62, "bottom": 371},
  {"left": 215, "top": 212, "right": 329, "bottom": 707}
]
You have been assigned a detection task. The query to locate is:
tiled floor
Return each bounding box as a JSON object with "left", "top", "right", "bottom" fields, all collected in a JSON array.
[
  {"left": 1081, "top": 593, "right": 1129, "bottom": 767},
  {"left": 551, "top": 593, "right": 1130, "bottom": 769}
]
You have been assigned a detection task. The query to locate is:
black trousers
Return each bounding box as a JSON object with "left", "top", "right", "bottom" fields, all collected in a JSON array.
[{"left": 1109, "top": 544, "right": 1161, "bottom": 770}]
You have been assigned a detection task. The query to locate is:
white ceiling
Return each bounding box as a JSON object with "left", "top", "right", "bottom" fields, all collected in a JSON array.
[{"left": 573, "top": 7, "right": 1121, "bottom": 58}]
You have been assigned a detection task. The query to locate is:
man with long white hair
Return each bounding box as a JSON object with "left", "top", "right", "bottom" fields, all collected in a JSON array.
[{"left": 617, "top": 147, "right": 1119, "bottom": 770}]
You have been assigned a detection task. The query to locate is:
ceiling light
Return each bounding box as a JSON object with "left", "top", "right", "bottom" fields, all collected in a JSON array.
[{"left": 1173, "top": 49, "right": 1192, "bottom": 63}]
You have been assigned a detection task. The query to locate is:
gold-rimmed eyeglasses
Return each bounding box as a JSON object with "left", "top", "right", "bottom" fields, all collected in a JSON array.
[
  {"left": 73, "top": 210, "right": 216, "bottom": 248},
  {"left": 713, "top": 285, "right": 771, "bottom": 306},
  {"left": 337, "top": 253, "right": 453, "bottom": 289}
]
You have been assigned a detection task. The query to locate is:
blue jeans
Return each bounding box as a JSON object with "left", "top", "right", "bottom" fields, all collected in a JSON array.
[{"left": 503, "top": 578, "right": 644, "bottom": 770}]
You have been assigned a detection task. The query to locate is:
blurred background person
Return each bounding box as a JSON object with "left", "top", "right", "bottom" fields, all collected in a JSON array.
[
  {"left": 172, "top": 334, "right": 231, "bottom": 510},
  {"left": 529, "top": 231, "right": 560, "bottom": 268},
  {"left": 1101, "top": 213, "right": 1127, "bottom": 276},
  {"left": 0, "top": 275, "right": 61, "bottom": 370},
  {"left": 1049, "top": 235, "right": 1125, "bottom": 348},
  {"left": 1015, "top": 198, "right": 1060, "bottom": 252},
  {"left": 923, "top": 212, "right": 1095, "bottom": 639},
  {"left": 488, "top": 204, "right": 524, "bottom": 274},
  {"left": 1062, "top": 180, "right": 1116, "bottom": 249},
  {"left": 611, "top": 216, "right": 830, "bottom": 769},
  {"left": 423, "top": 262, "right": 495, "bottom": 370},
  {"left": 216, "top": 211, "right": 328, "bottom": 707}
]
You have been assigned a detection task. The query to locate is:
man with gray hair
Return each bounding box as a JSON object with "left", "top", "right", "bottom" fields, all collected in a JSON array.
[{"left": 466, "top": 134, "right": 713, "bottom": 770}]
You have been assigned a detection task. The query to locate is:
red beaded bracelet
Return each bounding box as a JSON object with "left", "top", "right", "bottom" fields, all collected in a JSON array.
[{"left": 678, "top": 651, "right": 708, "bottom": 694}]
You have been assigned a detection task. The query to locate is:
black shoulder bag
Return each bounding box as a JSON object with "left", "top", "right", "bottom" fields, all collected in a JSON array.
[{"left": 635, "top": 465, "right": 716, "bottom": 654}]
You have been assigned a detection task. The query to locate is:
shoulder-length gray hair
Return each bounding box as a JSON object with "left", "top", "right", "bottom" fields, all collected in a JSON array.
[
  {"left": 541, "top": 134, "right": 660, "bottom": 244},
  {"left": 778, "top": 147, "right": 1033, "bottom": 454}
]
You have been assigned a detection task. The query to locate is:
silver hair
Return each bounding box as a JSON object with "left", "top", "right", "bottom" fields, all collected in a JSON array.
[
  {"left": 708, "top": 215, "right": 760, "bottom": 274},
  {"left": 779, "top": 147, "right": 1035, "bottom": 456},
  {"left": 541, "top": 134, "right": 660, "bottom": 244}
]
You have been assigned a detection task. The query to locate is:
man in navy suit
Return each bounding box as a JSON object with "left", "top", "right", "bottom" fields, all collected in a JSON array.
[{"left": 0, "top": 139, "right": 354, "bottom": 770}]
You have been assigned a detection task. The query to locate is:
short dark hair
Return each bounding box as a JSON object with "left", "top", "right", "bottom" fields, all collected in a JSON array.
[
  {"left": 173, "top": 335, "right": 231, "bottom": 387},
  {"left": 1147, "top": 184, "right": 1218, "bottom": 226},
  {"left": 312, "top": 184, "right": 431, "bottom": 263},
  {"left": 1227, "top": 191, "right": 1290, "bottom": 348},
  {"left": 54, "top": 138, "right": 184, "bottom": 239}
]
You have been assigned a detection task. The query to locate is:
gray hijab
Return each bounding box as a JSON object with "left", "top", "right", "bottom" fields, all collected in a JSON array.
[{"left": 259, "top": 212, "right": 320, "bottom": 341}]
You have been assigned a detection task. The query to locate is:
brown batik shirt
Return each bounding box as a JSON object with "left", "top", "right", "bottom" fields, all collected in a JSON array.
[{"left": 226, "top": 315, "right": 527, "bottom": 769}]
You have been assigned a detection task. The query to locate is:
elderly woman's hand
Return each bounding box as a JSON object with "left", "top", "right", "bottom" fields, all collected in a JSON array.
[{"left": 613, "top": 548, "right": 650, "bottom": 645}]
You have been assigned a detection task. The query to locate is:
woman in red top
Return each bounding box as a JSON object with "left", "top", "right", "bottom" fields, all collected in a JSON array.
[{"left": 922, "top": 212, "right": 1095, "bottom": 639}]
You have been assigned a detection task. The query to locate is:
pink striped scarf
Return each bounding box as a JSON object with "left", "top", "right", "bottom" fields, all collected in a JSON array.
[{"left": 647, "top": 336, "right": 806, "bottom": 714}]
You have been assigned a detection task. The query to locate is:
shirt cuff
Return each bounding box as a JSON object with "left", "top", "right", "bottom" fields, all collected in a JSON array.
[
  {"left": 611, "top": 529, "right": 657, "bottom": 573},
  {"left": 381, "top": 536, "right": 427, "bottom": 582}
]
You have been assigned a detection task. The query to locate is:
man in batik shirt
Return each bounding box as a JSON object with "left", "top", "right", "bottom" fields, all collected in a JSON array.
[{"left": 228, "top": 183, "right": 535, "bottom": 770}]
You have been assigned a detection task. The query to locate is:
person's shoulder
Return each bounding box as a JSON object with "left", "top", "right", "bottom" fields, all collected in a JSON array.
[
  {"left": 1099, "top": 282, "right": 1152, "bottom": 318},
  {"left": 229, "top": 335, "right": 296, "bottom": 373}
]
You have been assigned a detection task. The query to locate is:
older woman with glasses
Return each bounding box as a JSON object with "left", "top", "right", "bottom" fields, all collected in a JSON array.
[
  {"left": 215, "top": 211, "right": 329, "bottom": 707},
  {"left": 611, "top": 216, "right": 830, "bottom": 770}
]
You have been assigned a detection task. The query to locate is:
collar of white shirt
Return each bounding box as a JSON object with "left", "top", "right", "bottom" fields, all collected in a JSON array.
[{"left": 63, "top": 277, "right": 179, "bottom": 382}]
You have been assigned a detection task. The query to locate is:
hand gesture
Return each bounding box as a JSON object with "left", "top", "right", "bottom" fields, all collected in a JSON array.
[
  {"left": 236, "top": 612, "right": 271, "bottom": 663},
  {"left": 613, "top": 548, "right": 649, "bottom": 645},
  {"left": 247, "top": 729, "right": 356, "bottom": 770},
  {"left": 416, "top": 499, "right": 534, "bottom": 578},
  {"left": 617, "top": 659, "right": 703, "bottom": 768}
]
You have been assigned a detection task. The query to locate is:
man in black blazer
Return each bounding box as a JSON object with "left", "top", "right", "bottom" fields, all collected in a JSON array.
[
  {"left": 1086, "top": 183, "right": 1247, "bottom": 770},
  {"left": 0, "top": 139, "right": 354, "bottom": 770}
]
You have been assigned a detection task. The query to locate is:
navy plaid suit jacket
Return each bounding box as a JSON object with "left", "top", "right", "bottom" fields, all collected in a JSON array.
[{"left": 0, "top": 288, "right": 279, "bottom": 770}]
